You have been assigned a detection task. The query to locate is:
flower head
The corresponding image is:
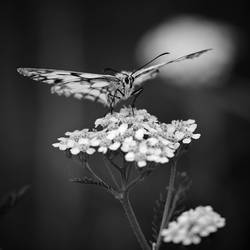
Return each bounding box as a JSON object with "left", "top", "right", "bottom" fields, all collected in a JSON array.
[
  {"left": 53, "top": 107, "right": 200, "bottom": 167},
  {"left": 161, "top": 206, "right": 225, "bottom": 245}
]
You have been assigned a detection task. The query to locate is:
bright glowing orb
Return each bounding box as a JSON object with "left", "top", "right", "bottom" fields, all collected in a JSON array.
[{"left": 136, "top": 16, "right": 237, "bottom": 87}]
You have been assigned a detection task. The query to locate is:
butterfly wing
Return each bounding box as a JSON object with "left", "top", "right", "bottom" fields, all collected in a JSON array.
[
  {"left": 133, "top": 49, "right": 212, "bottom": 86},
  {"left": 17, "top": 68, "right": 119, "bottom": 106}
]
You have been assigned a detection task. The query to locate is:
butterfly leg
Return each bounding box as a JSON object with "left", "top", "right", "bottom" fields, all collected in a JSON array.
[
  {"left": 109, "top": 104, "right": 114, "bottom": 114},
  {"left": 131, "top": 87, "right": 143, "bottom": 113},
  {"left": 108, "top": 91, "right": 121, "bottom": 114},
  {"left": 109, "top": 96, "right": 115, "bottom": 114}
]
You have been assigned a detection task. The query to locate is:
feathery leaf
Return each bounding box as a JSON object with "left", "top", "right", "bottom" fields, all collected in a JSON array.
[{"left": 0, "top": 185, "right": 30, "bottom": 216}]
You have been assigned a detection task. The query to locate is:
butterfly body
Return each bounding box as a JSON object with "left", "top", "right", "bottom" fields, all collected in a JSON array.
[
  {"left": 17, "top": 49, "right": 211, "bottom": 109},
  {"left": 106, "top": 71, "right": 136, "bottom": 106}
]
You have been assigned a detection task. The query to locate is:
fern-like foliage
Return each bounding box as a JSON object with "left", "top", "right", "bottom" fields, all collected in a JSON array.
[
  {"left": 0, "top": 185, "right": 30, "bottom": 216},
  {"left": 70, "top": 177, "right": 114, "bottom": 192},
  {"left": 151, "top": 172, "right": 192, "bottom": 242},
  {"left": 152, "top": 190, "right": 167, "bottom": 242},
  {"left": 168, "top": 172, "right": 192, "bottom": 222}
]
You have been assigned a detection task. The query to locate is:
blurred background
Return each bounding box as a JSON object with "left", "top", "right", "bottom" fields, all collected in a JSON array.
[{"left": 0, "top": 0, "right": 250, "bottom": 249}]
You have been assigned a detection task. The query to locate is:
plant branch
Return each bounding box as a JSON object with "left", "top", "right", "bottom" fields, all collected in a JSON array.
[
  {"left": 106, "top": 155, "right": 122, "bottom": 173},
  {"left": 103, "top": 156, "right": 120, "bottom": 189},
  {"left": 126, "top": 174, "right": 143, "bottom": 191},
  {"left": 125, "top": 163, "right": 133, "bottom": 183},
  {"left": 155, "top": 160, "right": 177, "bottom": 250},
  {"left": 120, "top": 192, "right": 151, "bottom": 250},
  {"left": 84, "top": 161, "right": 110, "bottom": 188},
  {"left": 166, "top": 189, "right": 180, "bottom": 224}
]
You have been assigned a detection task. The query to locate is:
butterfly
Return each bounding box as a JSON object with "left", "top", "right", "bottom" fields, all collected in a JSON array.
[{"left": 17, "top": 49, "right": 211, "bottom": 112}]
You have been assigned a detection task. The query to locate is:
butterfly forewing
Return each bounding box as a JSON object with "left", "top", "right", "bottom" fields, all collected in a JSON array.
[
  {"left": 17, "top": 49, "right": 211, "bottom": 108},
  {"left": 17, "top": 68, "right": 119, "bottom": 106},
  {"left": 133, "top": 49, "right": 212, "bottom": 86}
]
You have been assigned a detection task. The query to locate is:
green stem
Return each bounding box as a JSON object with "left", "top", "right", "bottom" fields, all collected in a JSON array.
[
  {"left": 155, "top": 160, "right": 177, "bottom": 250},
  {"left": 120, "top": 192, "right": 151, "bottom": 250}
]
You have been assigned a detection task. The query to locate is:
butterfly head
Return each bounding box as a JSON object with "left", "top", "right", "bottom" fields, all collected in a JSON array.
[
  {"left": 123, "top": 74, "right": 134, "bottom": 88},
  {"left": 115, "top": 71, "right": 134, "bottom": 88}
]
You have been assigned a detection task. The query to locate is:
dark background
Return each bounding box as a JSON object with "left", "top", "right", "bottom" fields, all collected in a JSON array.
[{"left": 0, "top": 0, "right": 250, "bottom": 249}]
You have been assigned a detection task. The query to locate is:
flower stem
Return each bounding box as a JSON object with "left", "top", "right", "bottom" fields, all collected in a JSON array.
[
  {"left": 155, "top": 160, "right": 177, "bottom": 250},
  {"left": 103, "top": 156, "right": 120, "bottom": 189},
  {"left": 120, "top": 192, "right": 151, "bottom": 250},
  {"left": 126, "top": 174, "right": 143, "bottom": 191},
  {"left": 84, "top": 161, "right": 110, "bottom": 188}
]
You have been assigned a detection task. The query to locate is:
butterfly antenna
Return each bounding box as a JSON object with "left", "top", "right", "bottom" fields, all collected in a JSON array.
[{"left": 131, "top": 52, "right": 170, "bottom": 76}]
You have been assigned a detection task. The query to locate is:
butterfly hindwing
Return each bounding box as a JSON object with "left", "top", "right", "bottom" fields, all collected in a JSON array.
[
  {"left": 133, "top": 49, "right": 212, "bottom": 86},
  {"left": 17, "top": 68, "right": 119, "bottom": 106}
]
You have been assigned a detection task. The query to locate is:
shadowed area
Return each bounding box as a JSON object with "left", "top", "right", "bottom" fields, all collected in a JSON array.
[{"left": 0, "top": 1, "right": 250, "bottom": 250}]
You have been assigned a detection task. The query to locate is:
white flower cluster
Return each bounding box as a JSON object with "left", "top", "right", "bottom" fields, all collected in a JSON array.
[
  {"left": 52, "top": 107, "right": 200, "bottom": 167},
  {"left": 161, "top": 206, "right": 225, "bottom": 245}
]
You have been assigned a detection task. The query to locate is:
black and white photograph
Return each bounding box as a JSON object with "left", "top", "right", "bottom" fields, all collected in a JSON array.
[{"left": 0, "top": 1, "right": 249, "bottom": 249}]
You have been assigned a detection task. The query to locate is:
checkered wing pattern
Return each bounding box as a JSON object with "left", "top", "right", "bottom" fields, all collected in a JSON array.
[
  {"left": 17, "top": 68, "right": 119, "bottom": 106},
  {"left": 133, "top": 49, "right": 212, "bottom": 86}
]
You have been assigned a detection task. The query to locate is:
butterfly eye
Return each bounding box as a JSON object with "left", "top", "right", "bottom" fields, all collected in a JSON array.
[{"left": 124, "top": 77, "right": 130, "bottom": 85}]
